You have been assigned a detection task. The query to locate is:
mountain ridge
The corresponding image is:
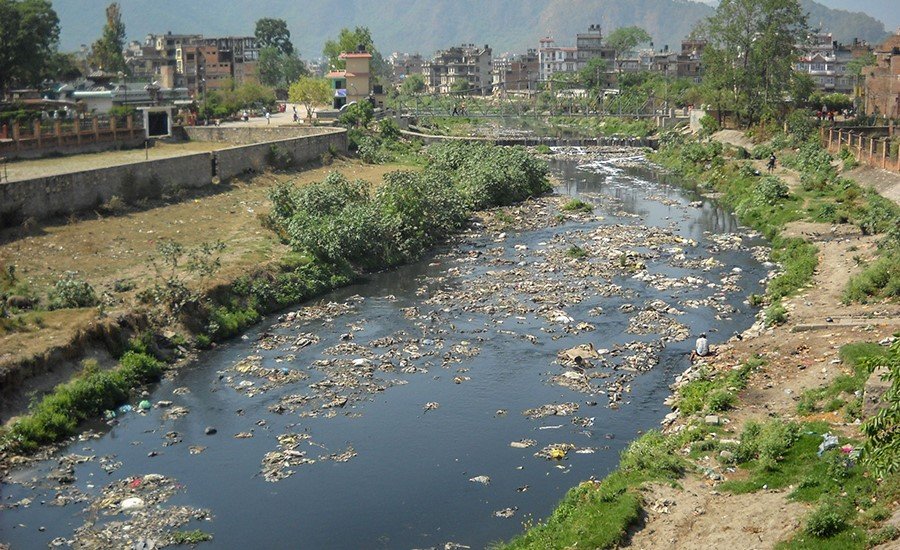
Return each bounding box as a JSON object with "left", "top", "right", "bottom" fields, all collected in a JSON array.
[{"left": 52, "top": 0, "right": 890, "bottom": 59}]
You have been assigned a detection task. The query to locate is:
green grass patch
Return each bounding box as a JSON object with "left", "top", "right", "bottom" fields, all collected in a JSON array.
[
  {"left": 495, "top": 430, "right": 685, "bottom": 549},
  {"left": 560, "top": 198, "right": 594, "bottom": 213},
  {"left": 676, "top": 358, "right": 763, "bottom": 416},
  {"left": 1, "top": 351, "right": 163, "bottom": 453},
  {"left": 170, "top": 529, "right": 213, "bottom": 545},
  {"left": 796, "top": 342, "right": 886, "bottom": 417},
  {"left": 565, "top": 245, "right": 588, "bottom": 259}
]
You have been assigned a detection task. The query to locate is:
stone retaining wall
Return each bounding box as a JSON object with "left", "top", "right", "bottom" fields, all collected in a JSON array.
[{"left": 1, "top": 128, "right": 347, "bottom": 227}]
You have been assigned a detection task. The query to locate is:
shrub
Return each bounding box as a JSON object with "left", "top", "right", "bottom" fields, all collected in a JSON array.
[
  {"left": 356, "top": 135, "right": 385, "bottom": 164},
  {"left": 47, "top": 272, "right": 98, "bottom": 310},
  {"left": 734, "top": 419, "right": 800, "bottom": 465},
  {"left": 751, "top": 143, "right": 774, "bottom": 160},
  {"left": 764, "top": 302, "right": 788, "bottom": 326},
  {"left": 267, "top": 145, "right": 294, "bottom": 169},
  {"left": 752, "top": 177, "right": 789, "bottom": 206},
  {"left": 805, "top": 502, "right": 849, "bottom": 537},
  {"left": 379, "top": 118, "right": 401, "bottom": 141}
]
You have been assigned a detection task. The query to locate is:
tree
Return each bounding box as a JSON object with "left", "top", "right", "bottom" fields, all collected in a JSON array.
[
  {"left": 323, "top": 26, "right": 388, "bottom": 81},
  {"left": 288, "top": 77, "right": 331, "bottom": 119},
  {"left": 401, "top": 73, "right": 425, "bottom": 95},
  {"left": 259, "top": 46, "right": 308, "bottom": 90},
  {"left": 698, "top": 0, "right": 807, "bottom": 127},
  {"left": 90, "top": 2, "right": 126, "bottom": 73},
  {"left": 255, "top": 18, "right": 293, "bottom": 56},
  {"left": 0, "top": 0, "right": 60, "bottom": 92},
  {"left": 606, "top": 26, "right": 652, "bottom": 55},
  {"left": 579, "top": 57, "right": 610, "bottom": 89}
]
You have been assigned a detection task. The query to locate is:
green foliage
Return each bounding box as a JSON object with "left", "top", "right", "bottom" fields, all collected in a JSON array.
[
  {"left": 804, "top": 503, "right": 849, "bottom": 537},
  {"left": 207, "top": 304, "right": 261, "bottom": 340},
  {"left": 1, "top": 351, "right": 163, "bottom": 452},
  {"left": 47, "top": 271, "right": 98, "bottom": 310},
  {"left": 288, "top": 77, "right": 331, "bottom": 117},
  {"left": 255, "top": 17, "right": 293, "bottom": 55},
  {"left": 699, "top": 114, "right": 721, "bottom": 137},
  {"left": 565, "top": 245, "right": 588, "bottom": 259},
  {"left": 861, "top": 341, "right": 900, "bottom": 478},
  {"left": 560, "top": 198, "right": 593, "bottom": 213},
  {"left": 0, "top": 0, "right": 61, "bottom": 91},
  {"left": 400, "top": 73, "right": 425, "bottom": 95},
  {"left": 764, "top": 301, "right": 788, "bottom": 326},
  {"left": 258, "top": 47, "right": 308, "bottom": 89},
  {"left": 267, "top": 144, "right": 294, "bottom": 169},
  {"left": 767, "top": 238, "right": 818, "bottom": 301},
  {"left": 338, "top": 101, "right": 374, "bottom": 128},
  {"left": 142, "top": 240, "right": 225, "bottom": 316},
  {"left": 322, "top": 26, "right": 388, "bottom": 81},
  {"left": 676, "top": 359, "right": 759, "bottom": 415},
  {"left": 785, "top": 109, "right": 817, "bottom": 140},
  {"left": 843, "top": 250, "right": 900, "bottom": 303},
  {"left": 90, "top": 3, "right": 126, "bottom": 74},
  {"left": 733, "top": 419, "right": 800, "bottom": 467},
  {"left": 379, "top": 118, "right": 401, "bottom": 141}
]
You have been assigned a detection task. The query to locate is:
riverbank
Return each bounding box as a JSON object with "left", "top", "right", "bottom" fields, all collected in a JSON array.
[{"left": 498, "top": 129, "right": 900, "bottom": 549}]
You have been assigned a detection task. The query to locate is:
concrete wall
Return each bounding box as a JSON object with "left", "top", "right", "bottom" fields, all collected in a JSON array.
[
  {"left": 1, "top": 153, "right": 212, "bottom": 226},
  {"left": 0, "top": 128, "right": 348, "bottom": 227},
  {"left": 183, "top": 125, "right": 339, "bottom": 145},
  {"left": 214, "top": 130, "right": 348, "bottom": 181}
]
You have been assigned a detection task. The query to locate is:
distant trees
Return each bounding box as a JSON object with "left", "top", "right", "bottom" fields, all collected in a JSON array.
[
  {"left": 401, "top": 73, "right": 426, "bottom": 95},
  {"left": 255, "top": 18, "right": 308, "bottom": 91},
  {"left": 90, "top": 2, "right": 126, "bottom": 73},
  {"left": 288, "top": 77, "right": 331, "bottom": 118},
  {"left": 698, "top": 0, "right": 808, "bottom": 127},
  {"left": 201, "top": 80, "right": 276, "bottom": 119},
  {"left": 0, "top": 0, "right": 61, "bottom": 92},
  {"left": 605, "top": 26, "right": 652, "bottom": 55}
]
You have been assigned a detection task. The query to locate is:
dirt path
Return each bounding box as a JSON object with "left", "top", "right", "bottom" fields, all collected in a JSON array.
[{"left": 624, "top": 139, "right": 900, "bottom": 549}]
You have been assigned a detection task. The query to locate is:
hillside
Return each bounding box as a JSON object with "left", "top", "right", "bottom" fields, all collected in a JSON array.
[{"left": 52, "top": 0, "right": 889, "bottom": 59}]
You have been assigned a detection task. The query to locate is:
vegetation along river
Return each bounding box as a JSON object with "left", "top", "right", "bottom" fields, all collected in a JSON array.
[{"left": 1, "top": 154, "right": 770, "bottom": 549}]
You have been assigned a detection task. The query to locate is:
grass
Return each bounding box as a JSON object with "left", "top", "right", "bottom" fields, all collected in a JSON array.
[
  {"left": 1, "top": 350, "right": 163, "bottom": 452},
  {"left": 565, "top": 245, "right": 588, "bottom": 259},
  {"left": 170, "top": 530, "right": 213, "bottom": 545},
  {"left": 496, "top": 431, "right": 686, "bottom": 549},
  {"left": 796, "top": 342, "right": 887, "bottom": 418},
  {"left": 676, "top": 357, "right": 763, "bottom": 416},
  {"left": 560, "top": 198, "right": 594, "bottom": 213}
]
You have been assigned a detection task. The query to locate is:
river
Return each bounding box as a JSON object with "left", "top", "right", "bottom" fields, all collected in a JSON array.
[{"left": 0, "top": 155, "right": 769, "bottom": 549}]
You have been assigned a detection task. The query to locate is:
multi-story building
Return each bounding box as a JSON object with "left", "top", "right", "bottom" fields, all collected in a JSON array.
[
  {"left": 390, "top": 52, "right": 424, "bottom": 84},
  {"left": 422, "top": 44, "right": 492, "bottom": 95},
  {"left": 123, "top": 32, "right": 259, "bottom": 97},
  {"left": 538, "top": 36, "right": 577, "bottom": 81},
  {"left": 326, "top": 48, "right": 374, "bottom": 109},
  {"left": 576, "top": 25, "right": 616, "bottom": 71},
  {"left": 492, "top": 50, "right": 539, "bottom": 93},
  {"left": 677, "top": 39, "right": 706, "bottom": 82},
  {"left": 863, "top": 31, "right": 900, "bottom": 118},
  {"left": 795, "top": 32, "right": 872, "bottom": 94}
]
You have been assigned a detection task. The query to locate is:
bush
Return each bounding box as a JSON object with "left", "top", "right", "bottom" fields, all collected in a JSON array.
[
  {"left": 734, "top": 419, "right": 800, "bottom": 466},
  {"left": 752, "top": 177, "right": 789, "bottom": 206},
  {"left": 764, "top": 302, "right": 788, "bottom": 326},
  {"left": 379, "top": 118, "right": 401, "bottom": 141},
  {"left": 751, "top": 143, "right": 774, "bottom": 160},
  {"left": 619, "top": 430, "right": 685, "bottom": 479},
  {"left": 47, "top": 272, "right": 98, "bottom": 310},
  {"left": 561, "top": 198, "right": 593, "bottom": 213},
  {"left": 805, "top": 502, "right": 849, "bottom": 537}
]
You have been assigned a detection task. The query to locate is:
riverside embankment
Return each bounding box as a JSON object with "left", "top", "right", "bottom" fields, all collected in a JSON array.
[{"left": 0, "top": 152, "right": 768, "bottom": 548}]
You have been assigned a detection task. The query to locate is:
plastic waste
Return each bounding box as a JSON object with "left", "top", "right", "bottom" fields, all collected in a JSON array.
[
  {"left": 817, "top": 433, "right": 839, "bottom": 456},
  {"left": 118, "top": 404, "right": 133, "bottom": 414},
  {"left": 138, "top": 400, "right": 151, "bottom": 411}
]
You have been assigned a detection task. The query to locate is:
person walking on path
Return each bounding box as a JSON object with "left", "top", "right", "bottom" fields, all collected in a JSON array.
[
  {"left": 265, "top": 111, "right": 271, "bottom": 125},
  {"left": 767, "top": 153, "right": 776, "bottom": 173}
]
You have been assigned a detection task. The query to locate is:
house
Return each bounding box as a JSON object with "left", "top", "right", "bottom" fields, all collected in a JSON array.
[
  {"left": 538, "top": 37, "right": 577, "bottom": 81},
  {"left": 795, "top": 32, "right": 872, "bottom": 94},
  {"left": 492, "top": 50, "right": 540, "bottom": 94},
  {"left": 862, "top": 30, "right": 900, "bottom": 118},
  {"left": 326, "top": 47, "right": 374, "bottom": 109},
  {"left": 422, "top": 44, "right": 492, "bottom": 95}
]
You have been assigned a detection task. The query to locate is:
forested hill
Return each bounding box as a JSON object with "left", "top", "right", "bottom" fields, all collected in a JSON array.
[{"left": 53, "top": 0, "right": 890, "bottom": 58}]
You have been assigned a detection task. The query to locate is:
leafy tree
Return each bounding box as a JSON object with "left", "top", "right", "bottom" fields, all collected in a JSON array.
[
  {"left": 288, "top": 77, "right": 331, "bottom": 119},
  {"left": 46, "top": 51, "right": 83, "bottom": 82},
  {"left": 579, "top": 57, "right": 610, "bottom": 89},
  {"left": 450, "top": 79, "right": 470, "bottom": 95},
  {"left": 255, "top": 18, "right": 293, "bottom": 56},
  {"left": 698, "top": 0, "right": 808, "bottom": 127},
  {"left": 323, "top": 26, "right": 388, "bottom": 81},
  {"left": 401, "top": 73, "right": 425, "bottom": 95},
  {"left": 0, "top": 0, "right": 60, "bottom": 92},
  {"left": 258, "top": 46, "right": 308, "bottom": 90},
  {"left": 845, "top": 52, "right": 876, "bottom": 77},
  {"left": 606, "top": 26, "right": 652, "bottom": 55},
  {"left": 338, "top": 100, "right": 373, "bottom": 128},
  {"left": 90, "top": 2, "right": 126, "bottom": 73}
]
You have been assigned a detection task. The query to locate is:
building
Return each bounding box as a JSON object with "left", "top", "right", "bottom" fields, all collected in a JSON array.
[
  {"left": 492, "top": 50, "right": 539, "bottom": 93},
  {"left": 795, "top": 32, "right": 872, "bottom": 94},
  {"left": 326, "top": 47, "right": 374, "bottom": 109},
  {"left": 123, "top": 32, "right": 260, "bottom": 97},
  {"left": 575, "top": 25, "right": 616, "bottom": 70},
  {"left": 677, "top": 40, "right": 706, "bottom": 82},
  {"left": 422, "top": 44, "right": 492, "bottom": 95},
  {"left": 863, "top": 31, "right": 900, "bottom": 118},
  {"left": 390, "top": 52, "right": 424, "bottom": 84},
  {"left": 538, "top": 37, "right": 577, "bottom": 81}
]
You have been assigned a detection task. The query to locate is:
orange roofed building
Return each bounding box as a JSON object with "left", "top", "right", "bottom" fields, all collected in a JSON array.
[{"left": 326, "top": 47, "right": 373, "bottom": 109}]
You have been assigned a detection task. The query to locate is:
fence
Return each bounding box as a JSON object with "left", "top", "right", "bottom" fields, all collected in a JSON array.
[
  {"left": 821, "top": 126, "right": 900, "bottom": 173},
  {"left": 0, "top": 115, "right": 146, "bottom": 159}
]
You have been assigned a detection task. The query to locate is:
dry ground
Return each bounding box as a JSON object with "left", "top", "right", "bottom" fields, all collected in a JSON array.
[
  {"left": 0, "top": 159, "right": 406, "bottom": 379},
  {"left": 624, "top": 139, "right": 900, "bottom": 549}
]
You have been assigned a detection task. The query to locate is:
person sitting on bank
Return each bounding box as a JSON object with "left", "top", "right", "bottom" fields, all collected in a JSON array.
[{"left": 690, "top": 333, "right": 711, "bottom": 363}]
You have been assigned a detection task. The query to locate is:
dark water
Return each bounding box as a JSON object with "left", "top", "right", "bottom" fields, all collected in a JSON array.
[{"left": 1, "top": 158, "right": 766, "bottom": 549}]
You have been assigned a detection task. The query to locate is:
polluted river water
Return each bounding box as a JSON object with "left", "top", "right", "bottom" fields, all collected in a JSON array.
[{"left": 1, "top": 153, "right": 770, "bottom": 549}]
